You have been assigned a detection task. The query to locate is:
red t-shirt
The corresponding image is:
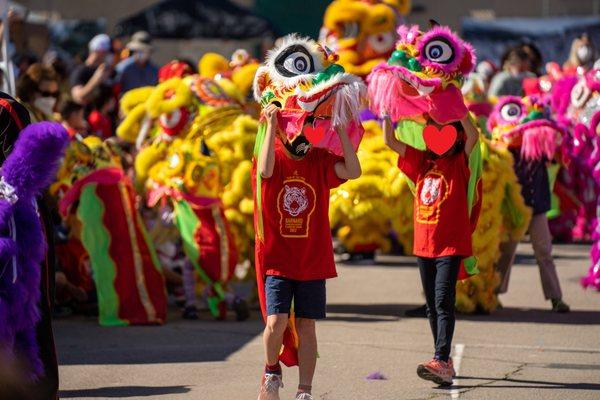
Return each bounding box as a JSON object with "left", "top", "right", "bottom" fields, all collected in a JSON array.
[
  {"left": 88, "top": 110, "right": 112, "bottom": 140},
  {"left": 398, "top": 146, "right": 472, "bottom": 258},
  {"left": 256, "top": 142, "right": 345, "bottom": 280}
]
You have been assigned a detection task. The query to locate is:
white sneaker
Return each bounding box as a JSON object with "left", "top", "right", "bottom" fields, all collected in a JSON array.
[
  {"left": 296, "top": 393, "right": 314, "bottom": 400},
  {"left": 258, "top": 373, "right": 283, "bottom": 400}
]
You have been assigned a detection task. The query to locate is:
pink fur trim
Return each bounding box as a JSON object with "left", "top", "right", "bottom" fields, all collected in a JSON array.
[
  {"left": 519, "top": 122, "right": 560, "bottom": 160},
  {"left": 585, "top": 68, "right": 600, "bottom": 92},
  {"left": 367, "top": 65, "right": 429, "bottom": 120},
  {"left": 591, "top": 110, "right": 600, "bottom": 134},
  {"left": 396, "top": 25, "right": 420, "bottom": 44}
]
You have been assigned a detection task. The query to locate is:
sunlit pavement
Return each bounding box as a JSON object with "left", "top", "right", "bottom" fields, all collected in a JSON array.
[{"left": 57, "top": 242, "right": 600, "bottom": 400}]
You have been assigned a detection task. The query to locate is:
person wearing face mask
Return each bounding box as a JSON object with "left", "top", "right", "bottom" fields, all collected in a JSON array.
[
  {"left": 70, "top": 33, "right": 115, "bottom": 106},
  {"left": 564, "top": 34, "right": 597, "bottom": 74},
  {"left": 16, "top": 63, "right": 60, "bottom": 122},
  {"left": 115, "top": 31, "right": 158, "bottom": 94}
]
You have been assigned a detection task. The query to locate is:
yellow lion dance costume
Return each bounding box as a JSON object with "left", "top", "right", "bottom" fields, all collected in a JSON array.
[
  {"left": 319, "top": 0, "right": 411, "bottom": 77},
  {"left": 455, "top": 138, "right": 531, "bottom": 313},
  {"left": 117, "top": 61, "right": 259, "bottom": 318}
]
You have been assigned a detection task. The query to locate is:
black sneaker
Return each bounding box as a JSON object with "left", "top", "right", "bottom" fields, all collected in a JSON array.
[
  {"left": 551, "top": 299, "right": 570, "bottom": 313},
  {"left": 182, "top": 305, "right": 199, "bottom": 320}
]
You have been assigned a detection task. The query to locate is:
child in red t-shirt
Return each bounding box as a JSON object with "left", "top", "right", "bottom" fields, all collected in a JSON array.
[
  {"left": 256, "top": 104, "right": 361, "bottom": 400},
  {"left": 383, "top": 113, "right": 479, "bottom": 386}
]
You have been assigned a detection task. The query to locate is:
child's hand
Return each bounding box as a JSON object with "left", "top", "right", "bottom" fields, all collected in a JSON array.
[{"left": 264, "top": 104, "right": 279, "bottom": 126}]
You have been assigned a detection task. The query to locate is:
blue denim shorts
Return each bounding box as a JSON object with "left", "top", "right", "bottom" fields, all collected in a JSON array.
[{"left": 265, "top": 275, "right": 326, "bottom": 320}]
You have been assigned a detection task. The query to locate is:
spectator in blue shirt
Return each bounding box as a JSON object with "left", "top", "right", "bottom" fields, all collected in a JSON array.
[{"left": 116, "top": 31, "right": 158, "bottom": 94}]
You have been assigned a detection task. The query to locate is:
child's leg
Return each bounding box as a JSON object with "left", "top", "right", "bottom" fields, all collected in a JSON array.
[
  {"left": 294, "top": 279, "right": 326, "bottom": 394},
  {"left": 417, "top": 257, "right": 438, "bottom": 346},
  {"left": 264, "top": 314, "right": 289, "bottom": 366},
  {"left": 495, "top": 240, "right": 519, "bottom": 294},
  {"left": 432, "top": 256, "right": 461, "bottom": 362},
  {"left": 263, "top": 276, "right": 292, "bottom": 368},
  {"left": 296, "top": 318, "right": 317, "bottom": 392},
  {"left": 528, "top": 214, "right": 563, "bottom": 300}
]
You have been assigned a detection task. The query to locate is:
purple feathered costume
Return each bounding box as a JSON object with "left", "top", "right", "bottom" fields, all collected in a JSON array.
[{"left": 0, "top": 121, "right": 67, "bottom": 379}]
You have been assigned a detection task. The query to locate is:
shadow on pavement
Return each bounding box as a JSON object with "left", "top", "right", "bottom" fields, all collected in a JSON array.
[
  {"left": 55, "top": 311, "right": 264, "bottom": 365},
  {"left": 447, "top": 376, "right": 600, "bottom": 391},
  {"left": 327, "top": 303, "right": 414, "bottom": 321},
  {"left": 459, "top": 307, "right": 600, "bottom": 325},
  {"left": 325, "top": 303, "right": 600, "bottom": 325},
  {"left": 59, "top": 385, "right": 192, "bottom": 398}
]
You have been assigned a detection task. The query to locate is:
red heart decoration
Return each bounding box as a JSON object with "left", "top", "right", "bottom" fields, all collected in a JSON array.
[
  {"left": 423, "top": 124, "right": 458, "bottom": 155},
  {"left": 303, "top": 121, "right": 328, "bottom": 145}
]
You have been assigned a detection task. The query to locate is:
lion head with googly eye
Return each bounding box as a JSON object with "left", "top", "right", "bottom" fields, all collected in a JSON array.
[
  {"left": 488, "top": 96, "right": 563, "bottom": 161},
  {"left": 368, "top": 22, "right": 476, "bottom": 125},
  {"left": 253, "top": 34, "right": 366, "bottom": 155}
]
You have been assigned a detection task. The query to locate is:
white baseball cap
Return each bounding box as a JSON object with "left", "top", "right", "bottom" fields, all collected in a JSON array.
[{"left": 88, "top": 34, "right": 112, "bottom": 53}]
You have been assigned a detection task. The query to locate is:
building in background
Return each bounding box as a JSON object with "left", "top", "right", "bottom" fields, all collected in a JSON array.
[{"left": 12, "top": 0, "right": 600, "bottom": 65}]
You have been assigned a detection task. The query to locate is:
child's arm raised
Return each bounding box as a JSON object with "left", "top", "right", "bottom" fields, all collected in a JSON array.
[
  {"left": 258, "top": 104, "right": 279, "bottom": 179},
  {"left": 461, "top": 114, "right": 479, "bottom": 156},
  {"left": 334, "top": 125, "right": 362, "bottom": 180},
  {"left": 382, "top": 114, "right": 406, "bottom": 157}
]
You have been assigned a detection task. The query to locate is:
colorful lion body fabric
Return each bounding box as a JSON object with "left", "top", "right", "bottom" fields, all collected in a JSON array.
[
  {"left": 119, "top": 65, "right": 250, "bottom": 318},
  {"left": 319, "top": 0, "right": 411, "bottom": 77},
  {"left": 560, "top": 68, "right": 600, "bottom": 241},
  {"left": 367, "top": 23, "right": 482, "bottom": 279},
  {"left": 573, "top": 75, "right": 600, "bottom": 289},
  {"left": 57, "top": 136, "right": 167, "bottom": 326},
  {"left": 252, "top": 35, "right": 367, "bottom": 366}
]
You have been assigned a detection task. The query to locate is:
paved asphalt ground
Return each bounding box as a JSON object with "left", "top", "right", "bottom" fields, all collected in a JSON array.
[{"left": 56, "top": 242, "right": 600, "bottom": 400}]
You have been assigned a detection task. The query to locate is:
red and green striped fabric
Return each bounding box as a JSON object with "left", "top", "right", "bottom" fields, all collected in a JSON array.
[
  {"left": 77, "top": 180, "right": 167, "bottom": 326},
  {"left": 173, "top": 199, "right": 238, "bottom": 318}
]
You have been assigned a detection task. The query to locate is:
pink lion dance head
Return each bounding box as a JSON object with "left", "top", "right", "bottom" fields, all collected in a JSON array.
[
  {"left": 488, "top": 96, "right": 563, "bottom": 161},
  {"left": 367, "top": 21, "right": 476, "bottom": 125}
]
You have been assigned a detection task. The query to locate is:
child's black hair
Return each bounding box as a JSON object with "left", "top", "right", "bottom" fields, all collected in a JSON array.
[
  {"left": 91, "top": 85, "right": 114, "bottom": 111},
  {"left": 59, "top": 100, "right": 84, "bottom": 121}
]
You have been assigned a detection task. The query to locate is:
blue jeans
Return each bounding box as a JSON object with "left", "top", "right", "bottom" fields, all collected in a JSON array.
[{"left": 417, "top": 256, "right": 461, "bottom": 362}]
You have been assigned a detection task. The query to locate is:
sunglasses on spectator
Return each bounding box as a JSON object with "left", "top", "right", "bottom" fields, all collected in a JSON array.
[{"left": 38, "top": 90, "right": 60, "bottom": 98}]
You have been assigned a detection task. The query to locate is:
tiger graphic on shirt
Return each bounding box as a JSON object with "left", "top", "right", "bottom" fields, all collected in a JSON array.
[
  {"left": 420, "top": 176, "right": 441, "bottom": 205},
  {"left": 277, "top": 178, "right": 316, "bottom": 237},
  {"left": 283, "top": 185, "right": 309, "bottom": 217},
  {"left": 416, "top": 171, "right": 448, "bottom": 224}
]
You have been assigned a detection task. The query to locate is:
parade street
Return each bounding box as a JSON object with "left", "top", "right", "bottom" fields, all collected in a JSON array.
[{"left": 56, "top": 242, "right": 600, "bottom": 400}]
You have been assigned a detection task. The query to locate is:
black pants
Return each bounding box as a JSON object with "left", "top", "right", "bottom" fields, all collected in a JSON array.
[{"left": 417, "top": 256, "right": 461, "bottom": 362}]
